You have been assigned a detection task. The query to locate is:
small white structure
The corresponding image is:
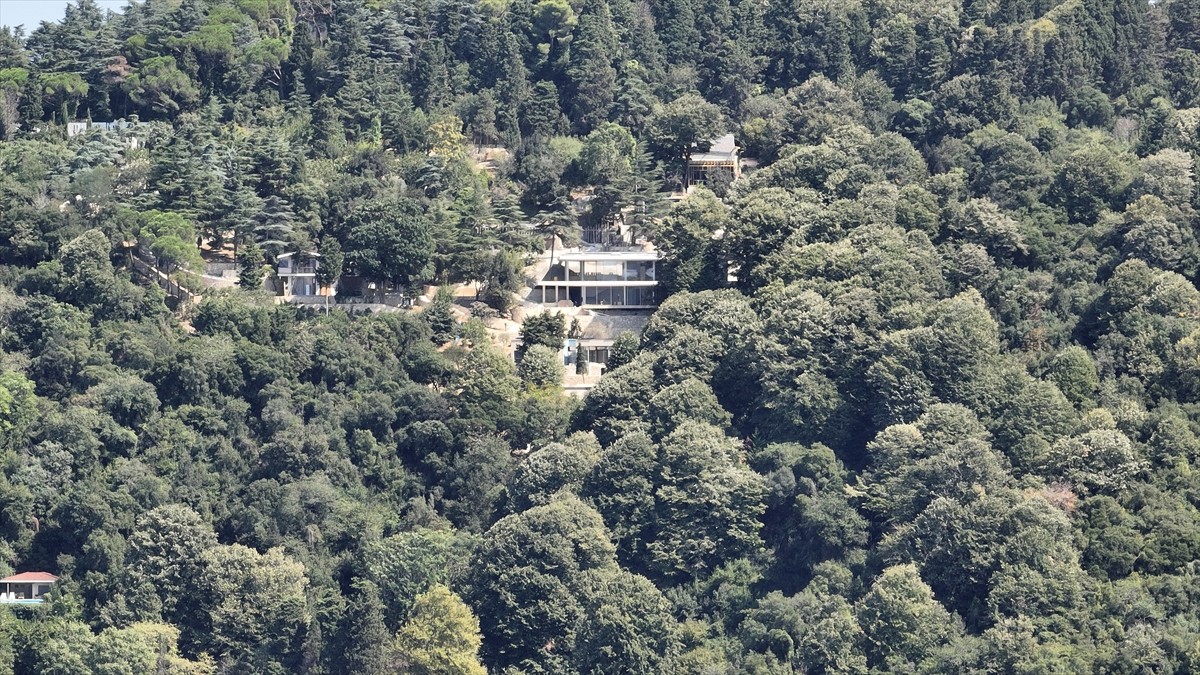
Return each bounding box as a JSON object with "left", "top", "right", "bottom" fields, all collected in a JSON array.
[
  {"left": 0, "top": 572, "right": 58, "bottom": 604},
  {"left": 276, "top": 252, "right": 334, "bottom": 299},
  {"left": 537, "top": 251, "right": 660, "bottom": 309},
  {"left": 686, "top": 133, "right": 741, "bottom": 187},
  {"left": 66, "top": 119, "right": 146, "bottom": 148}
]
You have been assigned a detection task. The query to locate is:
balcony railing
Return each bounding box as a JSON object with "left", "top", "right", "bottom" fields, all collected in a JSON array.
[{"left": 279, "top": 263, "right": 318, "bottom": 275}]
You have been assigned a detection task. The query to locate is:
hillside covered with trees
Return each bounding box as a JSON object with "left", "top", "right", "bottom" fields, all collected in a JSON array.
[{"left": 1, "top": 0, "right": 1200, "bottom": 672}]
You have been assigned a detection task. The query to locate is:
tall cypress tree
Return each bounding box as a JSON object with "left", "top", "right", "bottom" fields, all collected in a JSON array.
[
  {"left": 655, "top": 0, "right": 700, "bottom": 67},
  {"left": 521, "top": 80, "right": 568, "bottom": 137},
  {"left": 565, "top": 0, "right": 617, "bottom": 133},
  {"left": 336, "top": 580, "right": 392, "bottom": 675},
  {"left": 411, "top": 39, "right": 452, "bottom": 111},
  {"left": 494, "top": 32, "right": 530, "bottom": 145}
]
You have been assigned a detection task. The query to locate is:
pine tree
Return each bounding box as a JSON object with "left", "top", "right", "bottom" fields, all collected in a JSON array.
[
  {"left": 612, "top": 64, "right": 657, "bottom": 134},
  {"left": 536, "top": 196, "right": 581, "bottom": 268},
  {"left": 220, "top": 179, "right": 263, "bottom": 257},
  {"left": 424, "top": 287, "right": 458, "bottom": 344},
  {"left": 490, "top": 192, "right": 522, "bottom": 225},
  {"left": 655, "top": 0, "right": 700, "bottom": 66},
  {"left": 521, "top": 80, "right": 568, "bottom": 138},
  {"left": 469, "top": 16, "right": 503, "bottom": 89},
  {"left": 148, "top": 129, "right": 197, "bottom": 210},
  {"left": 366, "top": 4, "right": 414, "bottom": 64},
  {"left": 311, "top": 96, "right": 349, "bottom": 158},
  {"left": 255, "top": 195, "right": 295, "bottom": 259},
  {"left": 618, "top": 142, "right": 668, "bottom": 244},
  {"left": 412, "top": 39, "right": 452, "bottom": 111},
  {"left": 494, "top": 33, "right": 529, "bottom": 145},
  {"left": 0, "top": 27, "right": 26, "bottom": 70}
]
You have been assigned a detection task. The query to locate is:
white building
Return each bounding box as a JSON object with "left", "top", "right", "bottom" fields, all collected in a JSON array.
[
  {"left": 66, "top": 119, "right": 146, "bottom": 148},
  {"left": 537, "top": 251, "right": 660, "bottom": 309},
  {"left": 276, "top": 252, "right": 333, "bottom": 299}
]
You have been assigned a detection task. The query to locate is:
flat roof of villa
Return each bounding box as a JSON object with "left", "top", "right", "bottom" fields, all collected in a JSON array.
[
  {"left": 691, "top": 133, "right": 739, "bottom": 163},
  {"left": 579, "top": 312, "right": 651, "bottom": 340},
  {"left": 557, "top": 251, "right": 660, "bottom": 262}
]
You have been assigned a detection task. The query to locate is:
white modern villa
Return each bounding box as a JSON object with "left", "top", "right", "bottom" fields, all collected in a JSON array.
[{"left": 536, "top": 250, "right": 660, "bottom": 309}]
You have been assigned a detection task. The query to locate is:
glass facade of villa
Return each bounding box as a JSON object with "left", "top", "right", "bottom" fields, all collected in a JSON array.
[
  {"left": 538, "top": 254, "right": 660, "bottom": 308},
  {"left": 277, "top": 253, "right": 326, "bottom": 298},
  {"left": 544, "top": 259, "right": 656, "bottom": 282}
]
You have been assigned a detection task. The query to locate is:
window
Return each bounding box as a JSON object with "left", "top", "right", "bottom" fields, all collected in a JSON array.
[
  {"left": 585, "top": 261, "right": 623, "bottom": 281},
  {"left": 627, "top": 261, "right": 655, "bottom": 280}
]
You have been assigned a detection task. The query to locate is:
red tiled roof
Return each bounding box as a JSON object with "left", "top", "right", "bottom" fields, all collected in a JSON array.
[{"left": 0, "top": 572, "right": 58, "bottom": 583}]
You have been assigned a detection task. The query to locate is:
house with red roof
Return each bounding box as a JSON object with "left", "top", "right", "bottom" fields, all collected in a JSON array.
[{"left": 0, "top": 572, "right": 58, "bottom": 604}]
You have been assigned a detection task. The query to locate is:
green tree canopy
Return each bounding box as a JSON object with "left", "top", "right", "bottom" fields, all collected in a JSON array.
[
  {"left": 395, "top": 584, "right": 487, "bottom": 675},
  {"left": 345, "top": 199, "right": 434, "bottom": 286}
]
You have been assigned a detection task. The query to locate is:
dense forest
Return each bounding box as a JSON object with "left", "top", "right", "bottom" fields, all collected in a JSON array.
[{"left": 1, "top": 0, "right": 1200, "bottom": 672}]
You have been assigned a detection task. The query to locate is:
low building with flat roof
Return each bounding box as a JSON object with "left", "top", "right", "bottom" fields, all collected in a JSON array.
[
  {"left": 66, "top": 119, "right": 147, "bottom": 148},
  {"left": 572, "top": 311, "right": 649, "bottom": 368}
]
